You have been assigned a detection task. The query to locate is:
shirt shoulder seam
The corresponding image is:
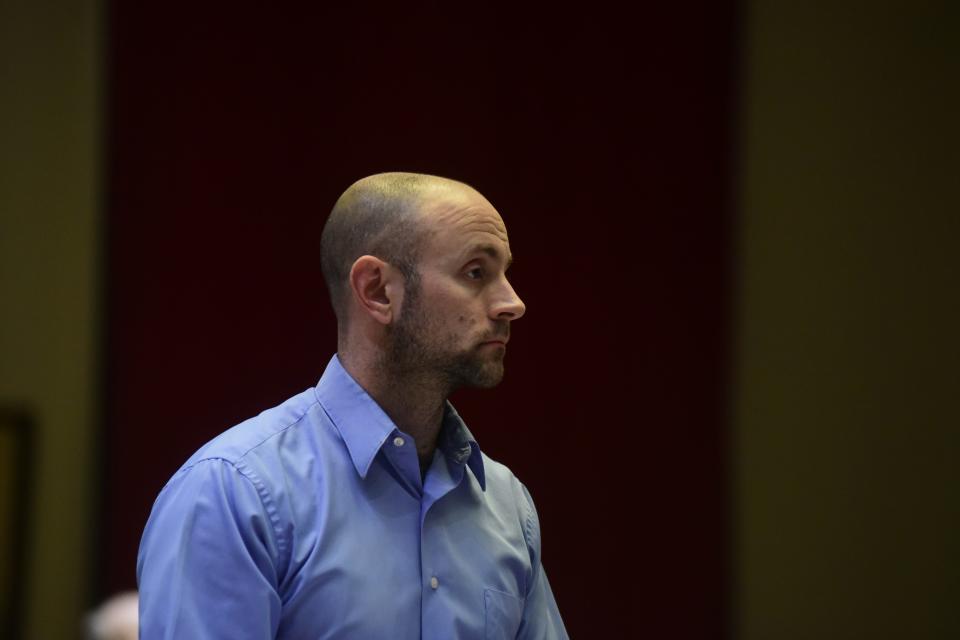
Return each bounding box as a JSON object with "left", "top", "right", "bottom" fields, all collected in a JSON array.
[
  {"left": 180, "top": 394, "right": 318, "bottom": 564},
  {"left": 177, "top": 456, "right": 292, "bottom": 566},
  {"left": 235, "top": 396, "right": 319, "bottom": 461},
  {"left": 231, "top": 457, "right": 290, "bottom": 562}
]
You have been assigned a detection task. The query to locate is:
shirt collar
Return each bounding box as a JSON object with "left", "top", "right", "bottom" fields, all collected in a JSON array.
[
  {"left": 314, "top": 355, "right": 486, "bottom": 490},
  {"left": 438, "top": 402, "right": 486, "bottom": 491}
]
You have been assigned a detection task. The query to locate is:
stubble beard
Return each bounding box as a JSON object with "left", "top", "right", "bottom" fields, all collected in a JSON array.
[{"left": 386, "top": 286, "right": 506, "bottom": 394}]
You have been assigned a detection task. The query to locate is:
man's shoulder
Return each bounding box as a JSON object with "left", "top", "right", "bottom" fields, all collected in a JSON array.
[
  {"left": 180, "top": 385, "right": 322, "bottom": 470},
  {"left": 477, "top": 450, "right": 533, "bottom": 504},
  {"left": 475, "top": 450, "right": 541, "bottom": 549}
]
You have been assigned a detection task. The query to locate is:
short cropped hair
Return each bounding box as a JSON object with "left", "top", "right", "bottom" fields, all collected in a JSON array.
[{"left": 320, "top": 172, "right": 467, "bottom": 323}]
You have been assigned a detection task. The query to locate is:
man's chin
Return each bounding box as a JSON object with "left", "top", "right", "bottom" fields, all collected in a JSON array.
[
  {"left": 443, "top": 353, "right": 504, "bottom": 390},
  {"left": 468, "top": 361, "right": 505, "bottom": 389}
]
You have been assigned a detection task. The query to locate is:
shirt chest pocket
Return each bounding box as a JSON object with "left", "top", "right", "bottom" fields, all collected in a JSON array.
[{"left": 484, "top": 588, "right": 525, "bottom": 640}]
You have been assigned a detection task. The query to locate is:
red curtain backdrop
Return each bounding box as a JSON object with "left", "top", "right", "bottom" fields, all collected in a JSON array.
[{"left": 104, "top": 4, "right": 737, "bottom": 637}]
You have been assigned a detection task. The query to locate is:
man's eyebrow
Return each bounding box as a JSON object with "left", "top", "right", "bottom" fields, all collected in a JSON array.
[{"left": 465, "top": 243, "right": 513, "bottom": 266}]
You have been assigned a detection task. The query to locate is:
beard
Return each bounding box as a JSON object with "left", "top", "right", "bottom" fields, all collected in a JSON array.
[{"left": 385, "top": 283, "right": 507, "bottom": 393}]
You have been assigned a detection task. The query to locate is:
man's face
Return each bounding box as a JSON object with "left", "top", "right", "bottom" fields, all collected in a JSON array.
[{"left": 387, "top": 188, "right": 526, "bottom": 391}]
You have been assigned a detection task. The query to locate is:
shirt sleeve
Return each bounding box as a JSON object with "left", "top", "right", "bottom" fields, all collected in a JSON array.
[
  {"left": 516, "top": 482, "right": 569, "bottom": 640},
  {"left": 137, "top": 458, "right": 284, "bottom": 640}
]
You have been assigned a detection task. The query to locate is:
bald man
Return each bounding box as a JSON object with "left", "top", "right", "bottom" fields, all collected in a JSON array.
[{"left": 137, "top": 173, "right": 568, "bottom": 639}]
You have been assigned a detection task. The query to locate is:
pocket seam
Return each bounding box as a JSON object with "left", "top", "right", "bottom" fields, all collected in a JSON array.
[{"left": 484, "top": 587, "right": 526, "bottom": 640}]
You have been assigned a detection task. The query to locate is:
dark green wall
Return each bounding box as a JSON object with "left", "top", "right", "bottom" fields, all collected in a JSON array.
[
  {"left": 737, "top": 3, "right": 959, "bottom": 638},
  {"left": 0, "top": 1, "right": 101, "bottom": 638}
]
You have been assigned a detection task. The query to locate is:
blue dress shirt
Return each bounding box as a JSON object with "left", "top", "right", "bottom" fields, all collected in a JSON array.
[{"left": 137, "top": 355, "right": 567, "bottom": 639}]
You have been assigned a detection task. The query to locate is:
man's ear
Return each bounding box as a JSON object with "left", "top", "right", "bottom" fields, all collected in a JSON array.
[{"left": 348, "top": 255, "right": 396, "bottom": 325}]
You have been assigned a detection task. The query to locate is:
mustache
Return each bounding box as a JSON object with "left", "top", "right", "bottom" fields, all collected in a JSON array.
[{"left": 481, "top": 323, "right": 510, "bottom": 342}]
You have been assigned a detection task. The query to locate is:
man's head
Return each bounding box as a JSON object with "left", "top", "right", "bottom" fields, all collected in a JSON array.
[{"left": 320, "top": 172, "right": 525, "bottom": 391}]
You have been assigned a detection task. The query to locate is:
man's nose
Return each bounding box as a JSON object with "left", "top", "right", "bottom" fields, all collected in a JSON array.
[{"left": 490, "top": 279, "right": 526, "bottom": 321}]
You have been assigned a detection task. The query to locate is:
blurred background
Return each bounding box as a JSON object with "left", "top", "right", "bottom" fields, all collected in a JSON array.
[{"left": 1, "top": 1, "right": 957, "bottom": 638}]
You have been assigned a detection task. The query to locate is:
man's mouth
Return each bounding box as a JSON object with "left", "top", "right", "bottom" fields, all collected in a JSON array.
[{"left": 479, "top": 324, "right": 510, "bottom": 347}]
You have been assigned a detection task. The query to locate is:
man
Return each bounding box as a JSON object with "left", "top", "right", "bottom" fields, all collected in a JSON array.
[{"left": 137, "top": 173, "right": 567, "bottom": 639}]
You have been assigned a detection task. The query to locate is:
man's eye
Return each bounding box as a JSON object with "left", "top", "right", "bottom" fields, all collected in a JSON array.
[{"left": 466, "top": 267, "right": 484, "bottom": 280}]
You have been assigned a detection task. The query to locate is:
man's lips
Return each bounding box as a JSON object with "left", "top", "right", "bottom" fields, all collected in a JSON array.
[{"left": 479, "top": 338, "right": 508, "bottom": 347}]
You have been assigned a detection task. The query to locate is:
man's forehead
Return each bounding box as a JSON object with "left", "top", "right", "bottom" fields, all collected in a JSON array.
[
  {"left": 462, "top": 241, "right": 514, "bottom": 266},
  {"left": 410, "top": 183, "right": 512, "bottom": 259},
  {"left": 421, "top": 202, "right": 510, "bottom": 255},
  {"left": 420, "top": 189, "right": 506, "bottom": 233}
]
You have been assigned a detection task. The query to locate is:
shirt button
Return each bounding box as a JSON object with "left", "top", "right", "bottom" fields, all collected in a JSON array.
[
  {"left": 430, "top": 576, "right": 439, "bottom": 590},
  {"left": 393, "top": 436, "right": 405, "bottom": 447}
]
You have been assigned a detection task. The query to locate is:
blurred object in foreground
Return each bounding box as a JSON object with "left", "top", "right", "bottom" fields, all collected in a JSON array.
[{"left": 86, "top": 591, "right": 138, "bottom": 640}]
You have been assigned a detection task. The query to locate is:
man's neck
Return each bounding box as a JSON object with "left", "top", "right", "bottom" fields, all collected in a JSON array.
[{"left": 339, "top": 350, "right": 448, "bottom": 477}]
